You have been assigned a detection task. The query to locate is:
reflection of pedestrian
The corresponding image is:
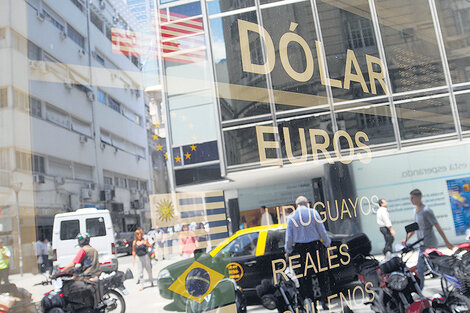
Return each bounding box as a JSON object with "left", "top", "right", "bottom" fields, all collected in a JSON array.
[
  {"left": 132, "top": 229, "right": 154, "bottom": 291},
  {"left": 260, "top": 206, "right": 273, "bottom": 226},
  {"left": 179, "top": 224, "right": 198, "bottom": 258},
  {"left": 0, "top": 240, "right": 10, "bottom": 284},
  {"left": 377, "top": 199, "right": 395, "bottom": 256},
  {"left": 285, "top": 196, "right": 330, "bottom": 310},
  {"left": 403, "top": 189, "right": 454, "bottom": 288},
  {"left": 239, "top": 216, "right": 247, "bottom": 230},
  {"left": 44, "top": 239, "right": 53, "bottom": 274},
  {"left": 35, "top": 239, "right": 47, "bottom": 273}
]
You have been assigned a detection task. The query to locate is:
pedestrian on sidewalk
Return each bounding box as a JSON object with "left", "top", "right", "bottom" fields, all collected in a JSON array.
[
  {"left": 0, "top": 240, "right": 10, "bottom": 284},
  {"left": 132, "top": 229, "right": 154, "bottom": 291},
  {"left": 377, "top": 199, "right": 395, "bottom": 256},
  {"left": 402, "top": 189, "right": 454, "bottom": 288}
]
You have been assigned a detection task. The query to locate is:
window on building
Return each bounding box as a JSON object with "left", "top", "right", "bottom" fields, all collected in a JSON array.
[
  {"left": 86, "top": 218, "right": 106, "bottom": 237},
  {"left": 29, "top": 96, "right": 42, "bottom": 117},
  {"left": 46, "top": 104, "right": 70, "bottom": 128},
  {"left": 44, "top": 8, "right": 65, "bottom": 32},
  {"left": 128, "top": 179, "right": 138, "bottom": 189},
  {"left": 139, "top": 181, "right": 147, "bottom": 191},
  {"left": 91, "top": 11, "right": 104, "bottom": 32},
  {"left": 15, "top": 151, "right": 31, "bottom": 171},
  {"left": 94, "top": 52, "right": 105, "bottom": 66},
  {"left": 67, "top": 24, "right": 85, "bottom": 49},
  {"left": 48, "top": 157, "right": 73, "bottom": 178},
  {"left": 0, "top": 87, "right": 7, "bottom": 107},
  {"left": 342, "top": 11, "right": 375, "bottom": 50},
  {"left": 13, "top": 89, "right": 29, "bottom": 112},
  {"left": 0, "top": 149, "right": 9, "bottom": 170},
  {"left": 105, "top": 25, "right": 112, "bottom": 41},
  {"left": 60, "top": 220, "right": 79, "bottom": 240},
  {"left": 71, "top": 117, "right": 91, "bottom": 136},
  {"left": 27, "top": 40, "right": 42, "bottom": 60},
  {"left": 104, "top": 176, "right": 113, "bottom": 186},
  {"left": 97, "top": 89, "right": 106, "bottom": 104},
  {"left": 115, "top": 176, "right": 127, "bottom": 188},
  {"left": 100, "top": 130, "right": 112, "bottom": 145},
  {"left": 74, "top": 163, "right": 93, "bottom": 181},
  {"left": 107, "top": 96, "right": 121, "bottom": 113},
  {"left": 70, "top": 0, "right": 84, "bottom": 11},
  {"left": 33, "top": 155, "right": 45, "bottom": 174}
]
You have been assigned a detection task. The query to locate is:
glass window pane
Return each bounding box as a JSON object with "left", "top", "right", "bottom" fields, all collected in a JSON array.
[
  {"left": 456, "top": 92, "right": 470, "bottom": 132},
  {"left": 396, "top": 96, "right": 457, "bottom": 140},
  {"left": 436, "top": 0, "right": 470, "bottom": 84},
  {"left": 86, "top": 217, "right": 106, "bottom": 237},
  {"left": 261, "top": 1, "right": 328, "bottom": 111},
  {"left": 317, "top": 0, "right": 386, "bottom": 101},
  {"left": 210, "top": 11, "right": 271, "bottom": 120},
  {"left": 376, "top": 0, "right": 446, "bottom": 93},
  {"left": 60, "top": 220, "right": 79, "bottom": 240}
]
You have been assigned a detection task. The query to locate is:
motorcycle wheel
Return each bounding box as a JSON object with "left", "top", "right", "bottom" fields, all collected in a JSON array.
[
  {"left": 444, "top": 293, "right": 470, "bottom": 313},
  {"left": 102, "top": 289, "right": 126, "bottom": 313}
]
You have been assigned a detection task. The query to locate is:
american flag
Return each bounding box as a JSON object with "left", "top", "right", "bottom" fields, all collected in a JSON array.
[{"left": 111, "top": 10, "right": 206, "bottom": 64}]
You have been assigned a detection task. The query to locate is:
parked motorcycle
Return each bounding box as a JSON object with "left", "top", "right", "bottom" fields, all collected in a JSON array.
[
  {"left": 355, "top": 222, "right": 444, "bottom": 313},
  {"left": 0, "top": 283, "right": 38, "bottom": 313},
  {"left": 423, "top": 247, "right": 470, "bottom": 311},
  {"left": 36, "top": 268, "right": 133, "bottom": 313}
]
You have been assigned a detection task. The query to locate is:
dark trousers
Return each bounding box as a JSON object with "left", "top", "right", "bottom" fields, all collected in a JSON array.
[
  {"left": 0, "top": 268, "right": 9, "bottom": 284},
  {"left": 292, "top": 241, "right": 329, "bottom": 302},
  {"left": 380, "top": 227, "right": 394, "bottom": 255}
]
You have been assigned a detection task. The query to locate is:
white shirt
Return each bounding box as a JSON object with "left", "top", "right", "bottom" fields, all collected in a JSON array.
[
  {"left": 261, "top": 212, "right": 273, "bottom": 226},
  {"left": 377, "top": 206, "right": 392, "bottom": 228}
]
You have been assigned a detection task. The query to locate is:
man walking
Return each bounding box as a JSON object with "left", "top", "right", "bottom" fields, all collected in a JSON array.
[
  {"left": 285, "top": 196, "right": 330, "bottom": 310},
  {"left": 403, "top": 189, "right": 454, "bottom": 288},
  {"left": 260, "top": 206, "right": 273, "bottom": 226},
  {"left": 377, "top": 199, "right": 395, "bottom": 256},
  {"left": 0, "top": 240, "right": 10, "bottom": 284}
]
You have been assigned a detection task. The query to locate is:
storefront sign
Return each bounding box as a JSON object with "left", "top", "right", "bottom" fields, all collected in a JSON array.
[
  {"left": 256, "top": 126, "right": 372, "bottom": 166},
  {"left": 238, "top": 20, "right": 388, "bottom": 95}
]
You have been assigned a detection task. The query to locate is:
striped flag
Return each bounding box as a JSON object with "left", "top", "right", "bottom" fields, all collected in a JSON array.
[
  {"left": 149, "top": 191, "right": 228, "bottom": 250},
  {"left": 111, "top": 10, "right": 206, "bottom": 64}
]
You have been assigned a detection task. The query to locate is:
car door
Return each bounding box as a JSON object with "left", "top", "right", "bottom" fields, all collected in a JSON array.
[
  {"left": 216, "top": 232, "right": 261, "bottom": 293},
  {"left": 257, "top": 229, "right": 286, "bottom": 283}
]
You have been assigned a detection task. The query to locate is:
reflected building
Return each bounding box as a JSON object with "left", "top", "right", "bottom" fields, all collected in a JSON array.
[{"left": 0, "top": 0, "right": 154, "bottom": 272}]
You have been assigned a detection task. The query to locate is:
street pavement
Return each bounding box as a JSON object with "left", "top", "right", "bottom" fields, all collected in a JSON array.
[{"left": 11, "top": 251, "right": 447, "bottom": 313}]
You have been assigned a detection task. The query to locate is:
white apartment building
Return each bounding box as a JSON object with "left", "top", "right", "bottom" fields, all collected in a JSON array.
[{"left": 0, "top": 0, "right": 154, "bottom": 273}]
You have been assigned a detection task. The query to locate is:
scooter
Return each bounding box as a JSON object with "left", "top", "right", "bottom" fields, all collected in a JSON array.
[{"left": 36, "top": 268, "right": 133, "bottom": 313}]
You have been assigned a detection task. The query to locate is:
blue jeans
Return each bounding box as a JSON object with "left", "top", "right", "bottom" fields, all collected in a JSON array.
[{"left": 417, "top": 249, "right": 426, "bottom": 289}]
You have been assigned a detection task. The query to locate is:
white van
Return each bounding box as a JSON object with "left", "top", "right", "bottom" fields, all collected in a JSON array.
[{"left": 52, "top": 208, "right": 118, "bottom": 273}]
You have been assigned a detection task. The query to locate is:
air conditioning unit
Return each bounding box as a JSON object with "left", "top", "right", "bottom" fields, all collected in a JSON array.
[
  {"left": 33, "top": 174, "right": 45, "bottom": 184},
  {"left": 54, "top": 176, "right": 65, "bottom": 185},
  {"left": 78, "top": 48, "right": 86, "bottom": 57},
  {"left": 60, "top": 31, "right": 67, "bottom": 40},
  {"left": 81, "top": 188, "right": 93, "bottom": 199},
  {"left": 99, "top": 0, "right": 106, "bottom": 10},
  {"left": 86, "top": 91, "right": 95, "bottom": 102},
  {"left": 79, "top": 135, "right": 87, "bottom": 143},
  {"left": 100, "top": 189, "right": 115, "bottom": 201},
  {"left": 36, "top": 10, "right": 45, "bottom": 21}
]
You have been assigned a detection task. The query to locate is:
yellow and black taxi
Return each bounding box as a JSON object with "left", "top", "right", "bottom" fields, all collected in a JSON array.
[{"left": 157, "top": 224, "right": 371, "bottom": 311}]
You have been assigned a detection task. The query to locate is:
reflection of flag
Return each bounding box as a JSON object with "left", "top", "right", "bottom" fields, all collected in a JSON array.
[
  {"left": 182, "top": 141, "right": 219, "bottom": 165},
  {"left": 111, "top": 10, "right": 206, "bottom": 64},
  {"left": 169, "top": 261, "right": 225, "bottom": 303},
  {"left": 149, "top": 191, "right": 228, "bottom": 249}
]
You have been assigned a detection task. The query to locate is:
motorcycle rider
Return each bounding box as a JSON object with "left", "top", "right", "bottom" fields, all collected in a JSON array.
[{"left": 60, "top": 233, "right": 102, "bottom": 308}]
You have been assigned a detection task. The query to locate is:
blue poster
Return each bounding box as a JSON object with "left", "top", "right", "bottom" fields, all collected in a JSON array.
[{"left": 447, "top": 177, "right": 470, "bottom": 235}]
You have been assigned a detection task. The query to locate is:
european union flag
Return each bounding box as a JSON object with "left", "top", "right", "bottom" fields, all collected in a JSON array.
[{"left": 181, "top": 141, "right": 219, "bottom": 165}]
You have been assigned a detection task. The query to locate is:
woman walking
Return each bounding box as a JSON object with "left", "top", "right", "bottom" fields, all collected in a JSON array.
[{"left": 132, "top": 229, "right": 154, "bottom": 291}]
